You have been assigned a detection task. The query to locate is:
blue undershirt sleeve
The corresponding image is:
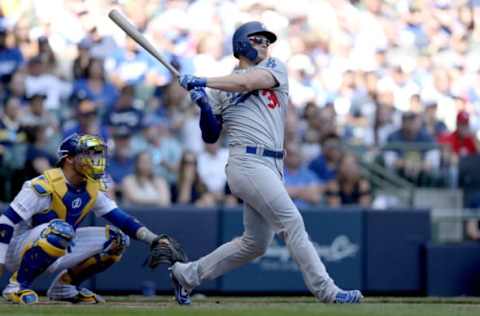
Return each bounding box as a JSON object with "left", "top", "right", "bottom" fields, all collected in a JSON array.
[
  {"left": 199, "top": 105, "right": 223, "bottom": 143},
  {"left": 102, "top": 208, "right": 143, "bottom": 239}
]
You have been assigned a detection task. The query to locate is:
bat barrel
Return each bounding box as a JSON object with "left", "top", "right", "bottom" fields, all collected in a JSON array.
[{"left": 108, "top": 9, "right": 180, "bottom": 77}]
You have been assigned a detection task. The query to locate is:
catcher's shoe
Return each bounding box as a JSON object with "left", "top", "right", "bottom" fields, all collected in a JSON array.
[
  {"left": 334, "top": 290, "right": 363, "bottom": 304},
  {"left": 3, "top": 289, "right": 39, "bottom": 305},
  {"left": 47, "top": 271, "right": 105, "bottom": 304},
  {"left": 52, "top": 288, "right": 106, "bottom": 304},
  {"left": 169, "top": 269, "right": 191, "bottom": 305}
]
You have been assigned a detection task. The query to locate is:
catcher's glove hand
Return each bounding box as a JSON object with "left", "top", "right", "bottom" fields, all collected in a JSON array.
[{"left": 145, "top": 234, "right": 188, "bottom": 269}]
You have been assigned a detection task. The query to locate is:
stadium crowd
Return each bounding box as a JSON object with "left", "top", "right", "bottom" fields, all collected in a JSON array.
[{"left": 0, "top": 0, "right": 479, "bottom": 211}]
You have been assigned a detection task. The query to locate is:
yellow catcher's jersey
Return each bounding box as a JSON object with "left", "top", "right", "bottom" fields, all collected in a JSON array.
[{"left": 29, "top": 168, "right": 106, "bottom": 228}]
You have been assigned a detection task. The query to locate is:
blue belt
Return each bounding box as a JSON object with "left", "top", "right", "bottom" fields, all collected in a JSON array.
[{"left": 245, "top": 146, "right": 284, "bottom": 159}]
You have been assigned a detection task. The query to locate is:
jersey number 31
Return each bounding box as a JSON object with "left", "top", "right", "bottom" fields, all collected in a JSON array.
[{"left": 261, "top": 89, "right": 279, "bottom": 109}]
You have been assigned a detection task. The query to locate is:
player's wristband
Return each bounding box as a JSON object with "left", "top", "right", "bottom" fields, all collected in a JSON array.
[
  {"left": 196, "top": 77, "right": 207, "bottom": 88},
  {"left": 136, "top": 227, "right": 158, "bottom": 244}
]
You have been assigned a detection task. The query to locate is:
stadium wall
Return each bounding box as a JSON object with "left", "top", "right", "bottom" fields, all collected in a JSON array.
[{"left": 2, "top": 207, "right": 478, "bottom": 296}]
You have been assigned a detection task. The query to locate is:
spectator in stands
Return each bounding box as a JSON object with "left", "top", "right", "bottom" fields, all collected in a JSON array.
[
  {"left": 0, "top": 96, "right": 27, "bottom": 196},
  {"left": 107, "top": 36, "right": 165, "bottom": 87},
  {"left": 298, "top": 102, "right": 321, "bottom": 161},
  {"left": 62, "top": 97, "right": 109, "bottom": 141},
  {"left": 0, "top": 97, "right": 26, "bottom": 148},
  {"left": 384, "top": 112, "right": 440, "bottom": 186},
  {"left": 36, "top": 36, "right": 58, "bottom": 76},
  {"left": 308, "top": 133, "right": 344, "bottom": 182},
  {"left": 21, "top": 125, "right": 56, "bottom": 180},
  {"left": 363, "top": 103, "right": 397, "bottom": 147},
  {"left": 437, "top": 111, "right": 478, "bottom": 187},
  {"left": 10, "top": 16, "right": 34, "bottom": 60},
  {"left": 121, "top": 151, "right": 171, "bottom": 207},
  {"left": 174, "top": 150, "right": 212, "bottom": 207},
  {"left": 81, "top": 24, "right": 118, "bottom": 61},
  {"left": 20, "top": 93, "right": 58, "bottom": 135},
  {"left": 72, "top": 38, "right": 92, "bottom": 80},
  {"left": 423, "top": 101, "right": 448, "bottom": 139},
  {"left": 325, "top": 153, "right": 372, "bottom": 207},
  {"left": 107, "top": 127, "right": 135, "bottom": 185},
  {"left": 316, "top": 105, "right": 339, "bottom": 142},
  {"left": 0, "top": 25, "right": 23, "bottom": 87},
  {"left": 103, "top": 84, "right": 144, "bottom": 134},
  {"left": 5, "top": 71, "right": 27, "bottom": 105},
  {"left": 284, "top": 142, "right": 323, "bottom": 209},
  {"left": 71, "top": 58, "right": 119, "bottom": 113},
  {"left": 438, "top": 111, "right": 478, "bottom": 157},
  {"left": 197, "top": 142, "right": 230, "bottom": 206},
  {"left": 132, "top": 116, "right": 182, "bottom": 189},
  {"left": 24, "top": 55, "right": 71, "bottom": 112}
]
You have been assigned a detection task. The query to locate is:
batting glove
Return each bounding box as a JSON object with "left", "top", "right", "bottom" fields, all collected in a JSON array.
[
  {"left": 190, "top": 88, "right": 210, "bottom": 109},
  {"left": 179, "top": 75, "right": 207, "bottom": 90}
]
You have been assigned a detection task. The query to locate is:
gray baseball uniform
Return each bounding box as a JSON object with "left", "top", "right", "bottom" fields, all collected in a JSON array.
[{"left": 173, "top": 57, "right": 340, "bottom": 302}]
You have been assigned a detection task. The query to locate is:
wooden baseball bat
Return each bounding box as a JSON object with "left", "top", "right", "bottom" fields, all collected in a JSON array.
[{"left": 108, "top": 9, "right": 180, "bottom": 78}]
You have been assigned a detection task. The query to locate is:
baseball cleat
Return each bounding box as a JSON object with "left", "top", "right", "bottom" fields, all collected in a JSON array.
[
  {"left": 334, "top": 290, "right": 363, "bottom": 304},
  {"left": 3, "top": 289, "right": 39, "bottom": 305},
  {"left": 169, "top": 269, "right": 191, "bottom": 305},
  {"left": 50, "top": 288, "right": 106, "bottom": 304}
]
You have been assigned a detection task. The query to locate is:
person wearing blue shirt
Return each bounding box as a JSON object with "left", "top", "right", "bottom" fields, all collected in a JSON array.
[
  {"left": 71, "top": 59, "right": 119, "bottom": 112},
  {"left": 106, "top": 129, "right": 135, "bottom": 186},
  {"left": 62, "top": 98, "right": 109, "bottom": 142},
  {"left": 308, "top": 133, "right": 343, "bottom": 182},
  {"left": 102, "top": 85, "right": 144, "bottom": 133},
  {"left": 284, "top": 143, "right": 323, "bottom": 209},
  {"left": 0, "top": 27, "right": 23, "bottom": 86}
]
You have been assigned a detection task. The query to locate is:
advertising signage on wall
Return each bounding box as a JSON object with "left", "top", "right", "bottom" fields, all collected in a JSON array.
[
  {"left": 252, "top": 235, "right": 360, "bottom": 272},
  {"left": 221, "top": 209, "right": 364, "bottom": 292}
]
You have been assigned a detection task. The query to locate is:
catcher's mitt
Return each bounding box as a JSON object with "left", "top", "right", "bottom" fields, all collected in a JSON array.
[{"left": 144, "top": 234, "right": 188, "bottom": 269}]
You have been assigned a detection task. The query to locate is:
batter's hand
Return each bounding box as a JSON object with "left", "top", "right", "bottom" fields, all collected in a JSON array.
[
  {"left": 179, "top": 75, "right": 207, "bottom": 90},
  {"left": 190, "top": 88, "right": 210, "bottom": 109}
]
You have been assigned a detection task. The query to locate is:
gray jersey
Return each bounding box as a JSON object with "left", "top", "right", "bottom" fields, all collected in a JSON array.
[{"left": 207, "top": 57, "right": 288, "bottom": 150}]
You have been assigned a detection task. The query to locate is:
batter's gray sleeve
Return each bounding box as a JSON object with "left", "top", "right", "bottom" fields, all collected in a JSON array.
[{"left": 256, "top": 57, "right": 288, "bottom": 91}]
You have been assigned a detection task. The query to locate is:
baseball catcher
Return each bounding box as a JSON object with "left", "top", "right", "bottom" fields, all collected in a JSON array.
[{"left": 0, "top": 133, "right": 186, "bottom": 304}]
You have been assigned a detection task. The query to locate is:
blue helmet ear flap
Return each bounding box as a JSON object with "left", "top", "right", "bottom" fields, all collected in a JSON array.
[
  {"left": 234, "top": 40, "right": 258, "bottom": 61},
  {"left": 56, "top": 133, "right": 80, "bottom": 167},
  {"left": 232, "top": 21, "right": 276, "bottom": 62}
]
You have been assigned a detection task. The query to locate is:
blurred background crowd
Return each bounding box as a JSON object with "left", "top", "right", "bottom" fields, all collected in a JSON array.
[{"left": 1, "top": 0, "right": 480, "bottom": 230}]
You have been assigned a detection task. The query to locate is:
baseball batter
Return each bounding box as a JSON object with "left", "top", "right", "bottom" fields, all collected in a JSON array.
[
  {"left": 174, "top": 21, "right": 363, "bottom": 304},
  {"left": 0, "top": 134, "right": 182, "bottom": 304}
]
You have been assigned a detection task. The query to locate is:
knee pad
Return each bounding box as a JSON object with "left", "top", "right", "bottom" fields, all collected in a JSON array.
[
  {"left": 16, "top": 221, "right": 74, "bottom": 289},
  {"left": 37, "top": 220, "right": 75, "bottom": 257},
  {"left": 102, "top": 225, "right": 129, "bottom": 257}
]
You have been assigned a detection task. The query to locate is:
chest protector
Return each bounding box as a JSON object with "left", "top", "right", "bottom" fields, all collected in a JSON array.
[{"left": 30, "top": 168, "right": 104, "bottom": 228}]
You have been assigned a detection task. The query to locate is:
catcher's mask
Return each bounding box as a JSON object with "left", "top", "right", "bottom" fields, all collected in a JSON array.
[{"left": 57, "top": 133, "right": 107, "bottom": 180}]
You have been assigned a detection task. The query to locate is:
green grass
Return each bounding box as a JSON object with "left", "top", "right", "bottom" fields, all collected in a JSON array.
[{"left": 1, "top": 296, "right": 480, "bottom": 316}]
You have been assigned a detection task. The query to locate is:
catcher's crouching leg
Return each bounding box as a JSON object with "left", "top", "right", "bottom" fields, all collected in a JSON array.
[
  {"left": 3, "top": 220, "right": 75, "bottom": 305},
  {"left": 47, "top": 225, "right": 129, "bottom": 304}
]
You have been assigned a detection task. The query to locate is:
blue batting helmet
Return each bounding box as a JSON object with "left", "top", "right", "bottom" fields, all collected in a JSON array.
[
  {"left": 232, "top": 21, "right": 277, "bottom": 62},
  {"left": 57, "top": 133, "right": 107, "bottom": 180}
]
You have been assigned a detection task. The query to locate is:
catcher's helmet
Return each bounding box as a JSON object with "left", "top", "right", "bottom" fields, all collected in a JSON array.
[
  {"left": 57, "top": 133, "right": 107, "bottom": 180},
  {"left": 232, "top": 21, "right": 277, "bottom": 62}
]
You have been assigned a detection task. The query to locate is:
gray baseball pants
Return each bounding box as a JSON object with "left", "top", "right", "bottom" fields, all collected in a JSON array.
[{"left": 172, "top": 147, "right": 339, "bottom": 302}]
